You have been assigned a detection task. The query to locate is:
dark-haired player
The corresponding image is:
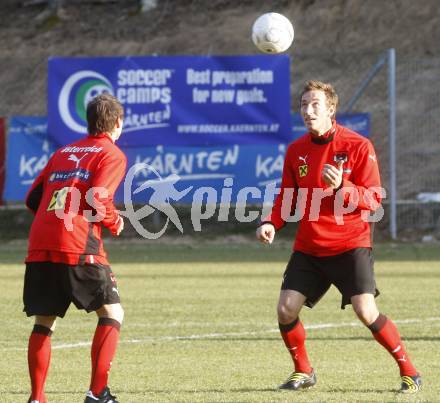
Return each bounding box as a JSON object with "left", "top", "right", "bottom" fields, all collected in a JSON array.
[{"left": 24, "top": 94, "right": 126, "bottom": 403}]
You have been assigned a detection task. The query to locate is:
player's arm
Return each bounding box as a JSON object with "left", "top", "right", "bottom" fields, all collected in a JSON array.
[
  {"left": 90, "top": 152, "right": 127, "bottom": 236},
  {"left": 337, "top": 140, "right": 382, "bottom": 211},
  {"left": 25, "top": 158, "right": 52, "bottom": 214},
  {"left": 257, "top": 144, "right": 298, "bottom": 243}
]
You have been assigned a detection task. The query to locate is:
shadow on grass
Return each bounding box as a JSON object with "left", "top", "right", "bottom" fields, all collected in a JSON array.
[
  {"left": 326, "top": 388, "right": 395, "bottom": 394},
  {"left": 6, "top": 390, "right": 81, "bottom": 395},
  {"left": 108, "top": 243, "right": 440, "bottom": 264},
  {"left": 0, "top": 388, "right": 278, "bottom": 396},
  {"left": 176, "top": 335, "right": 440, "bottom": 342},
  {"left": 116, "top": 270, "right": 440, "bottom": 280},
  {"left": 113, "top": 387, "right": 279, "bottom": 394},
  {"left": 119, "top": 272, "right": 282, "bottom": 279},
  {"left": 4, "top": 385, "right": 404, "bottom": 395},
  {"left": 100, "top": 386, "right": 397, "bottom": 395},
  {"left": 2, "top": 241, "right": 440, "bottom": 264},
  {"left": 308, "top": 335, "right": 440, "bottom": 341}
]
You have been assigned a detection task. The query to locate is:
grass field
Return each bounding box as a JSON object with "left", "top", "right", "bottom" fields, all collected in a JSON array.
[{"left": 1, "top": 239, "right": 439, "bottom": 402}]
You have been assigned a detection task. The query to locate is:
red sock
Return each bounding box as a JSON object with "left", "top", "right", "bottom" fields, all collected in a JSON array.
[
  {"left": 279, "top": 319, "right": 312, "bottom": 374},
  {"left": 90, "top": 318, "right": 121, "bottom": 396},
  {"left": 28, "top": 325, "right": 52, "bottom": 402},
  {"left": 369, "top": 314, "right": 417, "bottom": 376}
]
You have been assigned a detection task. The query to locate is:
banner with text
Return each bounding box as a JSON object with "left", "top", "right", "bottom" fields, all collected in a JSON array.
[
  {"left": 48, "top": 55, "right": 291, "bottom": 147},
  {"left": 4, "top": 114, "right": 369, "bottom": 203},
  {"left": 3, "top": 117, "right": 56, "bottom": 202}
]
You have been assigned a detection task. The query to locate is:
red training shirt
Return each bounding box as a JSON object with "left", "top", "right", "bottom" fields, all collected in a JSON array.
[
  {"left": 263, "top": 123, "right": 382, "bottom": 256},
  {"left": 25, "top": 133, "right": 127, "bottom": 265}
]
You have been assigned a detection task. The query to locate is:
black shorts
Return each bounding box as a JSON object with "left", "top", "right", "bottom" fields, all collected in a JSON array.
[
  {"left": 281, "top": 248, "right": 379, "bottom": 309},
  {"left": 23, "top": 261, "right": 121, "bottom": 317}
]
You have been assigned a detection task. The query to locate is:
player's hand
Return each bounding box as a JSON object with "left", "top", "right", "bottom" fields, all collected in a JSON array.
[
  {"left": 322, "top": 161, "right": 343, "bottom": 190},
  {"left": 256, "top": 223, "right": 275, "bottom": 244},
  {"left": 115, "top": 216, "right": 124, "bottom": 236}
]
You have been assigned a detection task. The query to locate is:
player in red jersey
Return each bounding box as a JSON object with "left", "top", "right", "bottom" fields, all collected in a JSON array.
[
  {"left": 256, "top": 80, "right": 421, "bottom": 393},
  {"left": 24, "top": 94, "right": 126, "bottom": 403}
]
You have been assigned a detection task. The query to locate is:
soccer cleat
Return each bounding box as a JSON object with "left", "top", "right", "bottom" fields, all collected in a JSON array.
[
  {"left": 279, "top": 370, "right": 317, "bottom": 390},
  {"left": 84, "top": 386, "right": 119, "bottom": 403},
  {"left": 28, "top": 395, "right": 47, "bottom": 403},
  {"left": 399, "top": 374, "right": 422, "bottom": 394}
]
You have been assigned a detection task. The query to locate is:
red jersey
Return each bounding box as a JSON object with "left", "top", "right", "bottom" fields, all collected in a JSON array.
[
  {"left": 263, "top": 123, "right": 382, "bottom": 256},
  {"left": 25, "top": 133, "right": 127, "bottom": 265}
]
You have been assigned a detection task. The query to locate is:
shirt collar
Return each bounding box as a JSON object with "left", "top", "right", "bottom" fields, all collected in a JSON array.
[
  {"left": 88, "top": 132, "right": 114, "bottom": 143},
  {"left": 310, "top": 121, "right": 337, "bottom": 144}
]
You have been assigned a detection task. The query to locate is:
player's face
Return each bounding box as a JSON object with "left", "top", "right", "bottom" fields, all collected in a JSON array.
[{"left": 300, "top": 90, "right": 335, "bottom": 135}]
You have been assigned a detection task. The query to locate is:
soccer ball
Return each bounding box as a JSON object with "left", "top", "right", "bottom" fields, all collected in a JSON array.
[{"left": 252, "top": 12, "right": 294, "bottom": 54}]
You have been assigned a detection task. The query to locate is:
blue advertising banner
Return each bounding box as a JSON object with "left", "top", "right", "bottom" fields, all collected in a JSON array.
[
  {"left": 4, "top": 117, "right": 56, "bottom": 202},
  {"left": 118, "top": 143, "right": 286, "bottom": 204},
  {"left": 48, "top": 55, "right": 291, "bottom": 147},
  {"left": 4, "top": 114, "right": 370, "bottom": 203}
]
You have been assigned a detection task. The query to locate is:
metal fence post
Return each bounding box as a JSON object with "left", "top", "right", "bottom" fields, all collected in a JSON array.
[{"left": 388, "top": 48, "right": 397, "bottom": 240}]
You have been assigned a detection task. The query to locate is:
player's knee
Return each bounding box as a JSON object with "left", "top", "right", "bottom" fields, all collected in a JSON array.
[
  {"left": 352, "top": 304, "right": 377, "bottom": 325},
  {"left": 117, "top": 305, "right": 124, "bottom": 324},
  {"left": 112, "top": 304, "right": 124, "bottom": 324},
  {"left": 35, "top": 315, "right": 57, "bottom": 331},
  {"left": 97, "top": 303, "right": 124, "bottom": 324},
  {"left": 277, "top": 301, "right": 298, "bottom": 323}
]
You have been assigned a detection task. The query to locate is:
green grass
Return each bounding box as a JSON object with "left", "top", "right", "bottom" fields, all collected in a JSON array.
[{"left": 1, "top": 240, "right": 439, "bottom": 402}]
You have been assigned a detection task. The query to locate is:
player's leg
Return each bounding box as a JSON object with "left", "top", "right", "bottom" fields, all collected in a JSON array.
[
  {"left": 68, "top": 263, "right": 122, "bottom": 402},
  {"left": 329, "top": 248, "right": 421, "bottom": 394},
  {"left": 24, "top": 262, "right": 70, "bottom": 403},
  {"left": 27, "top": 316, "right": 56, "bottom": 403},
  {"left": 277, "top": 252, "right": 330, "bottom": 390},
  {"left": 86, "top": 303, "right": 124, "bottom": 401},
  {"left": 351, "top": 293, "right": 421, "bottom": 393},
  {"left": 277, "top": 289, "right": 312, "bottom": 375}
]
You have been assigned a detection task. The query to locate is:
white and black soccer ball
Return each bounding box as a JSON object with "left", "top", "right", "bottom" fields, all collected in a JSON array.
[{"left": 252, "top": 12, "right": 294, "bottom": 54}]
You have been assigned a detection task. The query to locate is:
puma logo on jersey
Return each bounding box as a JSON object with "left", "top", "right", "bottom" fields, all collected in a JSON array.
[
  {"left": 369, "top": 154, "right": 377, "bottom": 162},
  {"left": 298, "top": 155, "right": 308, "bottom": 164},
  {"left": 68, "top": 153, "right": 88, "bottom": 168}
]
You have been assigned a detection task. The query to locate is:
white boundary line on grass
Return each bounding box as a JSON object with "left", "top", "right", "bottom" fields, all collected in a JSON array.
[{"left": 4, "top": 317, "right": 440, "bottom": 352}]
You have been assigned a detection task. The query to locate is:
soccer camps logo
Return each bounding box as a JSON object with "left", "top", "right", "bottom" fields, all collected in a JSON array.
[{"left": 58, "top": 70, "right": 114, "bottom": 133}]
